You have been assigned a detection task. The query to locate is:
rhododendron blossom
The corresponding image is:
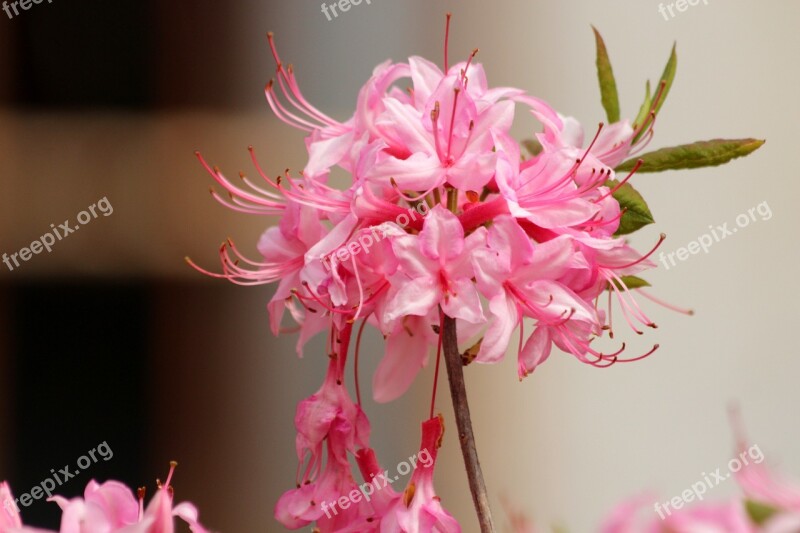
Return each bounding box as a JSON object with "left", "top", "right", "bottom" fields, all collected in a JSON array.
[
  {"left": 191, "top": 13, "right": 763, "bottom": 532},
  {"left": 0, "top": 464, "right": 208, "bottom": 533}
]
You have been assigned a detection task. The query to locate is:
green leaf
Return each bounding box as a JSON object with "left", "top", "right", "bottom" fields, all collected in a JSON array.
[
  {"left": 633, "top": 44, "right": 677, "bottom": 144},
  {"left": 616, "top": 138, "right": 766, "bottom": 173},
  {"left": 633, "top": 80, "right": 652, "bottom": 131},
  {"left": 745, "top": 500, "right": 779, "bottom": 526},
  {"left": 609, "top": 275, "right": 651, "bottom": 291},
  {"left": 592, "top": 26, "right": 621, "bottom": 124},
  {"left": 653, "top": 43, "right": 677, "bottom": 119},
  {"left": 522, "top": 138, "right": 543, "bottom": 157},
  {"left": 607, "top": 180, "right": 655, "bottom": 235}
]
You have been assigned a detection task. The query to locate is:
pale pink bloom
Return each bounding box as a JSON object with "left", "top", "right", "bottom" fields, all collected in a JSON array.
[
  {"left": 555, "top": 115, "right": 638, "bottom": 169},
  {"left": 359, "top": 55, "right": 518, "bottom": 191},
  {"left": 0, "top": 482, "right": 28, "bottom": 533},
  {"left": 275, "top": 326, "right": 372, "bottom": 530},
  {"left": 733, "top": 425, "right": 800, "bottom": 532},
  {"left": 494, "top": 137, "right": 604, "bottom": 230},
  {"left": 49, "top": 480, "right": 139, "bottom": 532},
  {"left": 384, "top": 206, "right": 486, "bottom": 327},
  {"left": 598, "top": 493, "right": 661, "bottom": 533},
  {"left": 762, "top": 513, "right": 800, "bottom": 533},
  {"left": 471, "top": 215, "right": 603, "bottom": 376},
  {"left": 372, "top": 416, "right": 460, "bottom": 533},
  {"left": 661, "top": 501, "right": 755, "bottom": 533},
  {"left": 1, "top": 466, "right": 209, "bottom": 533},
  {"left": 600, "top": 494, "right": 754, "bottom": 533},
  {"left": 134, "top": 464, "right": 210, "bottom": 533},
  {"left": 275, "top": 417, "right": 370, "bottom": 531},
  {"left": 372, "top": 313, "right": 439, "bottom": 403}
]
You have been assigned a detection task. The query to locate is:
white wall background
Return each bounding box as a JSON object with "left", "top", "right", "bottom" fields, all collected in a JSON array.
[{"left": 1, "top": 0, "right": 798, "bottom": 531}]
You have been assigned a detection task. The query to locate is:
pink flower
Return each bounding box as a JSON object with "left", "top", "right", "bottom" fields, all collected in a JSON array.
[
  {"left": 384, "top": 205, "right": 486, "bottom": 327},
  {"left": 135, "top": 464, "right": 209, "bottom": 533},
  {"left": 49, "top": 480, "right": 139, "bottom": 532},
  {"left": 0, "top": 466, "right": 209, "bottom": 533},
  {"left": 733, "top": 425, "right": 800, "bottom": 532},
  {"left": 471, "top": 215, "right": 604, "bottom": 376},
  {"left": 372, "top": 313, "right": 440, "bottom": 403},
  {"left": 662, "top": 501, "right": 755, "bottom": 532},
  {"left": 275, "top": 324, "right": 372, "bottom": 530},
  {"left": 1, "top": 482, "right": 25, "bottom": 533},
  {"left": 371, "top": 416, "right": 460, "bottom": 533},
  {"left": 600, "top": 494, "right": 754, "bottom": 533}
]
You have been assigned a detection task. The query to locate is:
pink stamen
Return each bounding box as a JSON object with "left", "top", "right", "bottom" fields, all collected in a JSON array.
[
  {"left": 354, "top": 319, "right": 367, "bottom": 406},
  {"left": 636, "top": 289, "right": 695, "bottom": 316},
  {"left": 600, "top": 233, "right": 667, "bottom": 270},
  {"left": 594, "top": 160, "right": 644, "bottom": 203},
  {"left": 446, "top": 87, "right": 461, "bottom": 162},
  {"left": 443, "top": 13, "right": 452, "bottom": 72}
]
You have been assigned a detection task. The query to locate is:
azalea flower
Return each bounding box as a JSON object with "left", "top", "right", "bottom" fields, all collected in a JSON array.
[
  {"left": 190, "top": 15, "right": 763, "bottom": 531},
  {"left": 0, "top": 464, "right": 209, "bottom": 533},
  {"left": 367, "top": 416, "right": 460, "bottom": 533}
]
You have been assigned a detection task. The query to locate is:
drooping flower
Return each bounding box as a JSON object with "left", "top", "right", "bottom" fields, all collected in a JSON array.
[
  {"left": 275, "top": 323, "right": 372, "bottom": 531},
  {"left": 366, "top": 415, "right": 460, "bottom": 533}
]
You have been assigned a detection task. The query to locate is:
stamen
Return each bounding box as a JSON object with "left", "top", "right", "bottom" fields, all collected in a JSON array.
[
  {"left": 446, "top": 87, "right": 461, "bottom": 161},
  {"left": 594, "top": 159, "right": 644, "bottom": 203},
  {"left": 616, "top": 344, "right": 659, "bottom": 364},
  {"left": 354, "top": 319, "right": 368, "bottom": 406},
  {"left": 137, "top": 487, "right": 146, "bottom": 520},
  {"left": 443, "top": 13, "right": 452, "bottom": 72},
  {"left": 600, "top": 233, "right": 667, "bottom": 270},
  {"left": 164, "top": 461, "right": 178, "bottom": 489},
  {"left": 636, "top": 289, "right": 695, "bottom": 316},
  {"left": 431, "top": 101, "right": 444, "bottom": 161}
]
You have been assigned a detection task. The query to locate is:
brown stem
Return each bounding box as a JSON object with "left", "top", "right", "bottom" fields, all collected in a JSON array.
[{"left": 441, "top": 315, "right": 496, "bottom": 533}]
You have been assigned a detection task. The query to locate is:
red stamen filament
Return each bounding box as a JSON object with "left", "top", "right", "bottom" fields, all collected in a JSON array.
[{"left": 354, "top": 319, "right": 368, "bottom": 406}]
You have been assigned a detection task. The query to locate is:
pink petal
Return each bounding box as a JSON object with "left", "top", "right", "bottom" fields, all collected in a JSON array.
[
  {"left": 440, "top": 278, "right": 485, "bottom": 324},
  {"left": 419, "top": 206, "right": 465, "bottom": 262},
  {"left": 476, "top": 292, "right": 518, "bottom": 364},
  {"left": 519, "top": 326, "right": 552, "bottom": 376},
  {"left": 373, "top": 317, "right": 432, "bottom": 403}
]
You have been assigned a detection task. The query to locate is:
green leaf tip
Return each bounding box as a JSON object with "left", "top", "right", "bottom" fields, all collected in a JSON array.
[
  {"left": 617, "top": 138, "right": 766, "bottom": 173},
  {"left": 592, "top": 26, "right": 621, "bottom": 124}
]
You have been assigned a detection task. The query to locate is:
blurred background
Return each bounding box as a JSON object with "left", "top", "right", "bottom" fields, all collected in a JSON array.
[{"left": 0, "top": 0, "right": 798, "bottom": 531}]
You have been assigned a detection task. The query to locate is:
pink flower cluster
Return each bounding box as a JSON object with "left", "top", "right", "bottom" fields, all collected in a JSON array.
[
  {"left": 193, "top": 26, "right": 670, "bottom": 532},
  {"left": 195, "top": 35, "right": 664, "bottom": 388},
  {"left": 0, "top": 464, "right": 209, "bottom": 533}
]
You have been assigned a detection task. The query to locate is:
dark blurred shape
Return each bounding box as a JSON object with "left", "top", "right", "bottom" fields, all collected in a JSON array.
[
  {"left": 8, "top": 282, "right": 148, "bottom": 528},
  {"left": 3, "top": 0, "right": 262, "bottom": 110},
  {"left": 12, "top": 0, "right": 155, "bottom": 108}
]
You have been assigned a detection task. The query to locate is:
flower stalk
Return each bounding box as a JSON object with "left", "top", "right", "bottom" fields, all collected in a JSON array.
[{"left": 442, "top": 315, "right": 496, "bottom": 533}]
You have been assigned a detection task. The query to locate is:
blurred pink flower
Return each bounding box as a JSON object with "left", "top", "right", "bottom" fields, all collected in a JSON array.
[{"left": 0, "top": 464, "right": 208, "bottom": 533}]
